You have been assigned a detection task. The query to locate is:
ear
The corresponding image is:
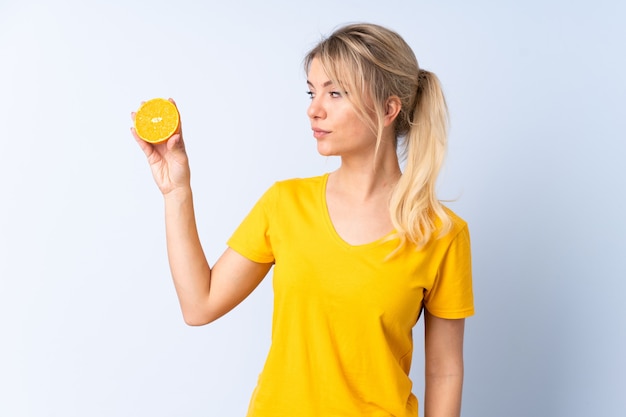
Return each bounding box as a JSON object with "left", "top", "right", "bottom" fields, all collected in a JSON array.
[{"left": 383, "top": 96, "right": 402, "bottom": 127}]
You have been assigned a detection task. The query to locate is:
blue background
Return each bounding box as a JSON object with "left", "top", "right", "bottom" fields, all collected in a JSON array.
[{"left": 1, "top": 1, "right": 624, "bottom": 415}]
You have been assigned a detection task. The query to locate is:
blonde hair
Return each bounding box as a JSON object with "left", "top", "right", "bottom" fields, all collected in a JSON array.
[{"left": 305, "top": 23, "right": 452, "bottom": 250}]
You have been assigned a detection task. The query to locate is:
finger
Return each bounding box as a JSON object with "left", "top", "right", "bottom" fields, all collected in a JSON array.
[
  {"left": 130, "top": 101, "right": 146, "bottom": 120},
  {"left": 167, "top": 133, "right": 184, "bottom": 152},
  {"left": 131, "top": 127, "right": 155, "bottom": 157},
  {"left": 130, "top": 126, "right": 142, "bottom": 142}
]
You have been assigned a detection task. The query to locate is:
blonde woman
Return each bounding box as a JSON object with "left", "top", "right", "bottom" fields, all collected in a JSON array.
[{"left": 132, "top": 23, "right": 473, "bottom": 417}]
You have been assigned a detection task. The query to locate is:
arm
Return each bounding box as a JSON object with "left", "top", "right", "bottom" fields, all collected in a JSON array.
[
  {"left": 163, "top": 188, "right": 272, "bottom": 325},
  {"left": 132, "top": 100, "right": 272, "bottom": 326},
  {"left": 423, "top": 310, "right": 466, "bottom": 417}
]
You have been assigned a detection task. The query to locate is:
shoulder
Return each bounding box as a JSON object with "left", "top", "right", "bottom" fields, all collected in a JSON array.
[
  {"left": 443, "top": 206, "right": 468, "bottom": 233},
  {"left": 268, "top": 174, "right": 328, "bottom": 199},
  {"left": 432, "top": 205, "right": 470, "bottom": 247},
  {"left": 257, "top": 174, "right": 328, "bottom": 209},
  {"left": 273, "top": 174, "right": 328, "bottom": 191}
]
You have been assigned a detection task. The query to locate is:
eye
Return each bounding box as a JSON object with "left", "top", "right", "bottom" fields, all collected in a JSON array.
[
  {"left": 329, "top": 91, "right": 343, "bottom": 98},
  {"left": 306, "top": 90, "right": 315, "bottom": 99}
]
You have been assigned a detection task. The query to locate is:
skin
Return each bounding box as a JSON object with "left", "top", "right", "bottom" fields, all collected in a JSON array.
[
  {"left": 131, "top": 57, "right": 465, "bottom": 416},
  {"left": 131, "top": 102, "right": 272, "bottom": 326},
  {"left": 424, "top": 310, "right": 465, "bottom": 417},
  {"left": 306, "top": 58, "right": 402, "bottom": 245}
]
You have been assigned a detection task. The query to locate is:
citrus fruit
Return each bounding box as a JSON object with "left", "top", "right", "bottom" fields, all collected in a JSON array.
[{"left": 134, "top": 98, "right": 180, "bottom": 144}]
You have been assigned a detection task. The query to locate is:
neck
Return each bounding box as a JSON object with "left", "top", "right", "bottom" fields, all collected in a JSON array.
[{"left": 331, "top": 146, "right": 401, "bottom": 200}]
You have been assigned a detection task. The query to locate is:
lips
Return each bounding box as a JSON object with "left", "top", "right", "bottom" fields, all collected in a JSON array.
[{"left": 312, "top": 128, "right": 330, "bottom": 139}]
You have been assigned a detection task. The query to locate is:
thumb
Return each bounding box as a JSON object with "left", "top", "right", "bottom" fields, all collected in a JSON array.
[{"left": 167, "top": 133, "right": 187, "bottom": 155}]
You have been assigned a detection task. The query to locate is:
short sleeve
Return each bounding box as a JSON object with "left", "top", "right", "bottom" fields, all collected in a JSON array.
[
  {"left": 226, "top": 183, "right": 277, "bottom": 264},
  {"left": 424, "top": 225, "right": 474, "bottom": 319}
]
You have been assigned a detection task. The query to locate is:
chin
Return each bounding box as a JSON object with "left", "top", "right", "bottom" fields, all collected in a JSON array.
[{"left": 316, "top": 143, "right": 337, "bottom": 157}]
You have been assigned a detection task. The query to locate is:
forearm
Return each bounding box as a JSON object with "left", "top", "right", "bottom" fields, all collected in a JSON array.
[
  {"left": 424, "top": 370, "right": 463, "bottom": 417},
  {"left": 163, "top": 186, "right": 212, "bottom": 325}
]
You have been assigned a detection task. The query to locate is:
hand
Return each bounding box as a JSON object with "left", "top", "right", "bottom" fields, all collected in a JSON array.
[{"left": 131, "top": 99, "right": 191, "bottom": 195}]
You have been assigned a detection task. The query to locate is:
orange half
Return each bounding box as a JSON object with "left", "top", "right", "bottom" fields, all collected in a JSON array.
[{"left": 134, "top": 98, "right": 180, "bottom": 144}]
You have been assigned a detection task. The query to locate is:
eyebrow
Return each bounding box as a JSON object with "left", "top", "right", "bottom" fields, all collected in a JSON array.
[{"left": 307, "top": 80, "right": 334, "bottom": 88}]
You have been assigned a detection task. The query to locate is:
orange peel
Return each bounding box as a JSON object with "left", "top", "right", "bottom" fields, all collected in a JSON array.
[{"left": 134, "top": 98, "right": 180, "bottom": 144}]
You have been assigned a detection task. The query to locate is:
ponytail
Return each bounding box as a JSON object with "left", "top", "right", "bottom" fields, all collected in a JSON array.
[{"left": 389, "top": 69, "right": 451, "bottom": 251}]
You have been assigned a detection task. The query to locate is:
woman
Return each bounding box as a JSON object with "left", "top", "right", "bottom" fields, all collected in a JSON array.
[{"left": 132, "top": 23, "right": 473, "bottom": 417}]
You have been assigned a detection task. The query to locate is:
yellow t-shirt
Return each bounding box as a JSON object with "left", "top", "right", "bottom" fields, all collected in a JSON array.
[{"left": 227, "top": 174, "right": 474, "bottom": 417}]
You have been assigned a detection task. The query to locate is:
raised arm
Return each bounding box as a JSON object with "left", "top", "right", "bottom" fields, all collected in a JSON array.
[
  {"left": 423, "top": 310, "right": 465, "bottom": 417},
  {"left": 131, "top": 100, "right": 272, "bottom": 326}
]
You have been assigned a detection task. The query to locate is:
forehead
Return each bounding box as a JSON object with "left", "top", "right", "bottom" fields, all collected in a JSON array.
[
  {"left": 306, "top": 57, "right": 355, "bottom": 90},
  {"left": 306, "top": 58, "right": 331, "bottom": 85}
]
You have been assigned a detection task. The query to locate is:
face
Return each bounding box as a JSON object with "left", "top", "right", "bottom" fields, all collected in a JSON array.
[{"left": 306, "top": 58, "right": 377, "bottom": 158}]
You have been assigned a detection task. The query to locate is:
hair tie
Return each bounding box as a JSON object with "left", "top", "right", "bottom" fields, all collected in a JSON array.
[{"left": 418, "top": 69, "right": 428, "bottom": 83}]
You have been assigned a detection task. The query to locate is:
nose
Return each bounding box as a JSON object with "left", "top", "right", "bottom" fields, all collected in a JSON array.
[{"left": 307, "top": 97, "right": 326, "bottom": 120}]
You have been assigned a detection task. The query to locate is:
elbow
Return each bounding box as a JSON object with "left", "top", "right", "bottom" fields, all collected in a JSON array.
[
  {"left": 425, "top": 356, "right": 464, "bottom": 378},
  {"left": 183, "top": 310, "right": 213, "bottom": 327},
  {"left": 183, "top": 316, "right": 211, "bottom": 327},
  {"left": 181, "top": 309, "right": 217, "bottom": 327}
]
